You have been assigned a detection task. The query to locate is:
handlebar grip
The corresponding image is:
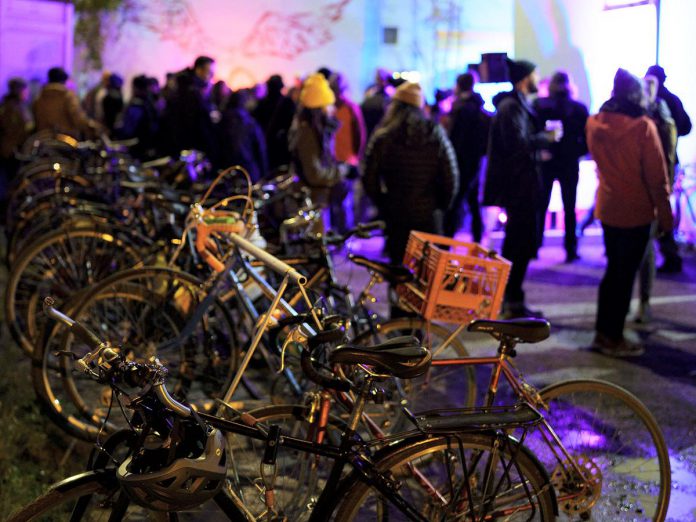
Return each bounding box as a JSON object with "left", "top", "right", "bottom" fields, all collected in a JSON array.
[
  {"left": 300, "top": 348, "right": 351, "bottom": 392},
  {"left": 307, "top": 327, "right": 346, "bottom": 350},
  {"left": 43, "top": 297, "right": 103, "bottom": 350},
  {"left": 71, "top": 322, "right": 104, "bottom": 351}
]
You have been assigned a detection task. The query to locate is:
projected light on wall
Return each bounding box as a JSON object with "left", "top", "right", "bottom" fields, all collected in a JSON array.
[{"left": 603, "top": 0, "right": 652, "bottom": 9}]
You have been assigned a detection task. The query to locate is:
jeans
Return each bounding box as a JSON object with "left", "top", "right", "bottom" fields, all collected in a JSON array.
[
  {"left": 638, "top": 222, "right": 658, "bottom": 303},
  {"left": 596, "top": 223, "right": 651, "bottom": 340},
  {"left": 539, "top": 164, "right": 579, "bottom": 255}
]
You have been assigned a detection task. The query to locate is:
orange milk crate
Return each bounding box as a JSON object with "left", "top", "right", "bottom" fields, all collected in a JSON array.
[{"left": 397, "top": 231, "right": 511, "bottom": 323}]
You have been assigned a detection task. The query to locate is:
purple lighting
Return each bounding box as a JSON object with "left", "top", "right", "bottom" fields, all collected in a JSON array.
[{"left": 570, "top": 429, "right": 608, "bottom": 449}]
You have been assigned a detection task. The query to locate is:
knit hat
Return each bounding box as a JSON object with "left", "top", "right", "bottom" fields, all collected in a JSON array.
[
  {"left": 505, "top": 57, "right": 536, "bottom": 84},
  {"left": 393, "top": 81, "right": 424, "bottom": 108},
  {"left": 645, "top": 64, "right": 666, "bottom": 84},
  {"left": 613, "top": 68, "right": 643, "bottom": 103},
  {"left": 300, "top": 73, "right": 335, "bottom": 109}
]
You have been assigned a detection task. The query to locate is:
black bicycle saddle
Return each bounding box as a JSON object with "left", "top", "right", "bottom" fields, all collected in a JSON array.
[
  {"left": 348, "top": 254, "right": 414, "bottom": 285},
  {"left": 468, "top": 318, "right": 550, "bottom": 343},
  {"left": 329, "top": 336, "right": 431, "bottom": 379}
]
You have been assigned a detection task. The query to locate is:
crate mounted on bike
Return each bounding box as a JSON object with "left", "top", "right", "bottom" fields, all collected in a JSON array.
[{"left": 397, "top": 231, "right": 511, "bottom": 323}]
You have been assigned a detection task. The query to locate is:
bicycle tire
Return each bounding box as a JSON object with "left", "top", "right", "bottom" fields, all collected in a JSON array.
[
  {"left": 351, "top": 317, "right": 478, "bottom": 433},
  {"left": 32, "top": 266, "right": 240, "bottom": 441},
  {"left": 332, "top": 433, "right": 556, "bottom": 521},
  {"left": 224, "top": 403, "right": 347, "bottom": 521},
  {"left": 6, "top": 469, "right": 244, "bottom": 521},
  {"left": 526, "top": 379, "right": 670, "bottom": 522},
  {"left": 5, "top": 225, "right": 147, "bottom": 357}
]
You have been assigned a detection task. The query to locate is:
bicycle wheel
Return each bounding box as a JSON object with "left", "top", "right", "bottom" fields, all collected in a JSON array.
[
  {"left": 524, "top": 379, "right": 670, "bottom": 521},
  {"left": 224, "top": 404, "right": 346, "bottom": 521},
  {"left": 333, "top": 433, "right": 556, "bottom": 521},
  {"left": 5, "top": 225, "right": 148, "bottom": 356},
  {"left": 6, "top": 469, "right": 243, "bottom": 521},
  {"left": 351, "top": 317, "right": 477, "bottom": 434},
  {"left": 32, "top": 267, "right": 239, "bottom": 440}
]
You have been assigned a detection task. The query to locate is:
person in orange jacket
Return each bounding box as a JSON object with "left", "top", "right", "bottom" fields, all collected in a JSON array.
[{"left": 586, "top": 68, "right": 673, "bottom": 357}]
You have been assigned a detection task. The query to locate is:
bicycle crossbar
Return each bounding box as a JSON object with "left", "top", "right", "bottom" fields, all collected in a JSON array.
[{"left": 228, "top": 233, "right": 307, "bottom": 285}]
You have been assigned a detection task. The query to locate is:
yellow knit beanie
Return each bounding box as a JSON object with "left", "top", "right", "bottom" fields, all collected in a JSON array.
[
  {"left": 393, "top": 81, "right": 424, "bottom": 108},
  {"left": 300, "top": 73, "right": 336, "bottom": 109}
]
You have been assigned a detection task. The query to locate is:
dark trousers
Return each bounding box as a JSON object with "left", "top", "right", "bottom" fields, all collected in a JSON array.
[
  {"left": 502, "top": 206, "right": 540, "bottom": 304},
  {"left": 444, "top": 175, "right": 483, "bottom": 242},
  {"left": 596, "top": 223, "right": 651, "bottom": 340},
  {"left": 328, "top": 179, "right": 351, "bottom": 233},
  {"left": 658, "top": 232, "right": 681, "bottom": 263},
  {"left": 539, "top": 165, "right": 579, "bottom": 255}
]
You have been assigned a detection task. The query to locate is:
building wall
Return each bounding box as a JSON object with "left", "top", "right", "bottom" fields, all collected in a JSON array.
[
  {"left": 659, "top": 0, "right": 696, "bottom": 166},
  {"left": 515, "top": 0, "right": 694, "bottom": 164},
  {"left": 87, "top": 0, "right": 514, "bottom": 103},
  {"left": 0, "top": 0, "right": 73, "bottom": 96}
]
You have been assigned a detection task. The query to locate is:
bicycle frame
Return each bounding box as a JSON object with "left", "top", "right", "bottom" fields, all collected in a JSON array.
[{"left": 430, "top": 339, "right": 595, "bottom": 498}]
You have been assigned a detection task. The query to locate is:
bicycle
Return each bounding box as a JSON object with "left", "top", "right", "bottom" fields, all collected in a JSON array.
[
  {"left": 8, "top": 299, "right": 556, "bottom": 521},
  {"left": 348, "top": 231, "right": 671, "bottom": 520}
]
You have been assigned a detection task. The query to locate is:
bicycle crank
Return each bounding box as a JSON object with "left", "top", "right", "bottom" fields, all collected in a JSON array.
[{"left": 551, "top": 455, "right": 603, "bottom": 516}]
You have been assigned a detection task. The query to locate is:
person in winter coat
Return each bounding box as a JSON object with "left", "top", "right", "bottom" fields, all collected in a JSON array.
[
  {"left": 363, "top": 81, "right": 459, "bottom": 264},
  {"left": 253, "top": 75, "right": 296, "bottom": 171},
  {"left": 217, "top": 90, "right": 268, "bottom": 183},
  {"left": 330, "top": 72, "right": 367, "bottom": 232},
  {"left": 81, "top": 70, "right": 110, "bottom": 122},
  {"left": 586, "top": 68, "right": 673, "bottom": 357},
  {"left": 288, "top": 73, "right": 344, "bottom": 213},
  {"left": 645, "top": 65, "right": 692, "bottom": 140},
  {"left": 645, "top": 65, "right": 686, "bottom": 274},
  {"left": 635, "top": 74, "right": 678, "bottom": 323},
  {"left": 0, "top": 77, "right": 31, "bottom": 221},
  {"left": 33, "top": 67, "right": 99, "bottom": 139},
  {"left": 445, "top": 72, "right": 490, "bottom": 242},
  {"left": 102, "top": 73, "right": 124, "bottom": 136},
  {"left": 361, "top": 68, "right": 392, "bottom": 138},
  {"left": 533, "top": 71, "right": 589, "bottom": 262},
  {"left": 160, "top": 56, "right": 218, "bottom": 161},
  {"left": 484, "top": 58, "right": 557, "bottom": 318},
  {"left": 115, "top": 75, "right": 160, "bottom": 160}
]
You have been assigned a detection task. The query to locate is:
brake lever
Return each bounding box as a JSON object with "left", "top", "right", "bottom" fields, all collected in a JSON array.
[{"left": 277, "top": 324, "right": 310, "bottom": 374}]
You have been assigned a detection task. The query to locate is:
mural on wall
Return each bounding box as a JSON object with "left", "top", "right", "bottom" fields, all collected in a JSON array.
[
  {"left": 243, "top": 0, "right": 352, "bottom": 59},
  {"left": 83, "top": 0, "right": 359, "bottom": 94}
]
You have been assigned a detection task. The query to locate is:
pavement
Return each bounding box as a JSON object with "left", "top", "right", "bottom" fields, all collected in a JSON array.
[{"left": 336, "top": 226, "right": 696, "bottom": 521}]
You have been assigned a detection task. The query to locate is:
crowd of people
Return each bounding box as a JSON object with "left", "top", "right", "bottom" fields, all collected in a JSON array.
[{"left": 0, "top": 55, "right": 691, "bottom": 357}]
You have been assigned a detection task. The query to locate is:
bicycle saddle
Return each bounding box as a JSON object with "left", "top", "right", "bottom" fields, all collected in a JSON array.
[
  {"left": 329, "top": 336, "right": 431, "bottom": 379},
  {"left": 468, "top": 318, "right": 550, "bottom": 343},
  {"left": 348, "top": 254, "right": 414, "bottom": 285}
]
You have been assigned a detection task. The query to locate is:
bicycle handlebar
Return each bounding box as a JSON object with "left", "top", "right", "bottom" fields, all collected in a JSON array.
[
  {"left": 42, "top": 297, "right": 192, "bottom": 418},
  {"left": 43, "top": 297, "right": 103, "bottom": 351},
  {"left": 324, "top": 220, "right": 386, "bottom": 245}
]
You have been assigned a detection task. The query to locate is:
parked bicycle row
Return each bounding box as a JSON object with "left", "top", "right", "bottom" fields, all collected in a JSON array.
[{"left": 5, "top": 134, "right": 670, "bottom": 521}]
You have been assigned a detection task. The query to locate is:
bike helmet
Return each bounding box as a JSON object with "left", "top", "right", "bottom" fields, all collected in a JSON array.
[{"left": 117, "top": 424, "right": 227, "bottom": 511}]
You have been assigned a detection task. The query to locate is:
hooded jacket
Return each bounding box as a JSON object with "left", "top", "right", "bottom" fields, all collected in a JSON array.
[
  {"left": 33, "top": 83, "right": 93, "bottom": 138},
  {"left": 586, "top": 101, "right": 673, "bottom": 232},
  {"left": 288, "top": 117, "right": 342, "bottom": 206}
]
